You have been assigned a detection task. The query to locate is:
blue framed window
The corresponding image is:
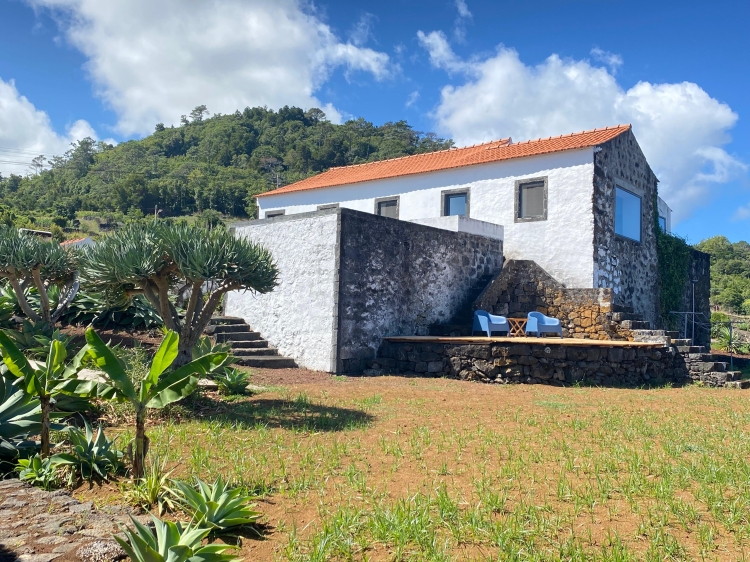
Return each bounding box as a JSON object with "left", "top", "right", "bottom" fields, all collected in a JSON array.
[
  {"left": 444, "top": 192, "right": 467, "bottom": 216},
  {"left": 615, "top": 187, "right": 641, "bottom": 241}
]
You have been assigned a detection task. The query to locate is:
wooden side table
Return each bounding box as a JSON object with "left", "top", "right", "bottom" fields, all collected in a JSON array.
[{"left": 507, "top": 318, "right": 527, "bottom": 337}]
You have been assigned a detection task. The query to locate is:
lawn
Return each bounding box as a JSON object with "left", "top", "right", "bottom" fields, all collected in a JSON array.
[{"left": 76, "top": 370, "right": 750, "bottom": 561}]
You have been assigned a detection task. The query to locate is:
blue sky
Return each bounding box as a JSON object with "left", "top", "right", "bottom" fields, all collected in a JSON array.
[{"left": 0, "top": 0, "right": 748, "bottom": 243}]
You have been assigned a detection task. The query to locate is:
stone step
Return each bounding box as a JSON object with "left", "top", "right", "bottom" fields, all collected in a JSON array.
[
  {"left": 610, "top": 304, "right": 634, "bottom": 313},
  {"left": 633, "top": 329, "right": 666, "bottom": 336},
  {"left": 612, "top": 312, "right": 643, "bottom": 322},
  {"left": 691, "top": 362, "right": 728, "bottom": 373},
  {"left": 666, "top": 331, "right": 681, "bottom": 339},
  {"left": 209, "top": 316, "right": 247, "bottom": 325},
  {"left": 686, "top": 352, "right": 714, "bottom": 362},
  {"left": 211, "top": 324, "right": 253, "bottom": 334},
  {"left": 215, "top": 331, "right": 263, "bottom": 342},
  {"left": 676, "top": 346, "right": 705, "bottom": 354},
  {"left": 725, "top": 380, "right": 750, "bottom": 389},
  {"left": 726, "top": 371, "right": 744, "bottom": 381},
  {"left": 672, "top": 339, "right": 693, "bottom": 346},
  {"left": 234, "top": 356, "right": 297, "bottom": 368},
  {"left": 229, "top": 339, "right": 270, "bottom": 349},
  {"left": 620, "top": 320, "right": 651, "bottom": 330},
  {"left": 232, "top": 347, "right": 279, "bottom": 357}
]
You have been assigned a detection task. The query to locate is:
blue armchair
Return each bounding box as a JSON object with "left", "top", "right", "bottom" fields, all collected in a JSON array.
[
  {"left": 472, "top": 310, "right": 509, "bottom": 337},
  {"left": 525, "top": 311, "right": 563, "bottom": 337}
]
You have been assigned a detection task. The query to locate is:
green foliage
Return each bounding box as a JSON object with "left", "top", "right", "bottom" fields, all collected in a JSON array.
[
  {"left": 54, "top": 419, "right": 124, "bottom": 482},
  {"left": 0, "top": 107, "right": 452, "bottom": 221},
  {"left": 3, "top": 319, "right": 72, "bottom": 358},
  {"left": 60, "top": 328, "right": 226, "bottom": 477},
  {"left": 175, "top": 476, "right": 260, "bottom": 530},
  {"left": 192, "top": 336, "right": 235, "bottom": 376},
  {"left": 695, "top": 236, "right": 750, "bottom": 314},
  {"left": 122, "top": 456, "right": 180, "bottom": 515},
  {"left": 16, "top": 453, "right": 60, "bottom": 490},
  {"left": 213, "top": 368, "right": 250, "bottom": 396},
  {"left": 61, "top": 291, "right": 162, "bottom": 329},
  {"left": 115, "top": 515, "right": 239, "bottom": 562},
  {"left": 712, "top": 326, "right": 750, "bottom": 354},
  {"left": 655, "top": 228, "right": 691, "bottom": 325},
  {"left": 0, "top": 225, "right": 79, "bottom": 324},
  {"left": 0, "top": 376, "right": 51, "bottom": 466},
  {"left": 79, "top": 222, "right": 278, "bottom": 362}
]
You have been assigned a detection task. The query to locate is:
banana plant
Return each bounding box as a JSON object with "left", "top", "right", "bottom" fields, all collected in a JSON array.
[
  {"left": 61, "top": 327, "right": 226, "bottom": 478},
  {"left": 0, "top": 333, "right": 87, "bottom": 458}
]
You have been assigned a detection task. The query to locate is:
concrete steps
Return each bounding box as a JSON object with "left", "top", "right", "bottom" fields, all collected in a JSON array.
[{"left": 207, "top": 317, "right": 296, "bottom": 369}]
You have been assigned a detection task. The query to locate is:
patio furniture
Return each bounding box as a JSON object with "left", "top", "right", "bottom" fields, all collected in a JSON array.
[
  {"left": 525, "top": 311, "right": 563, "bottom": 337},
  {"left": 507, "top": 318, "right": 528, "bottom": 337},
  {"left": 472, "top": 310, "right": 509, "bottom": 337}
]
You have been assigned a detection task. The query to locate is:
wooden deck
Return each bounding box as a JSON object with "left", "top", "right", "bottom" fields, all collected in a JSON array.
[{"left": 384, "top": 336, "right": 666, "bottom": 348}]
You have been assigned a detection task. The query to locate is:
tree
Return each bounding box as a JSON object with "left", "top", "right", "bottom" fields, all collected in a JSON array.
[
  {"left": 189, "top": 105, "right": 209, "bottom": 123},
  {"left": 79, "top": 222, "right": 278, "bottom": 365},
  {"left": 0, "top": 226, "right": 79, "bottom": 325},
  {"left": 0, "top": 334, "right": 86, "bottom": 458},
  {"left": 63, "top": 328, "right": 225, "bottom": 478}
]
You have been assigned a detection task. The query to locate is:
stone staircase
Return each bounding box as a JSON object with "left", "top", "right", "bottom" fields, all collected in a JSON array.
[
  {"left": 206, "top": 317, "right": 296, "bottom": 369},
  {"left": 428, "top": 273, "right": 496, "bottom": 336},
  {"left": 609, "top": 305, "right": 748, "bottom": 389}
]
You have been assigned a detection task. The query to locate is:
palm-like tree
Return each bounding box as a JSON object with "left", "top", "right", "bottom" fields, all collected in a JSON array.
[{"left": 79, "top": 222, "right": 278, "bottom": 365}]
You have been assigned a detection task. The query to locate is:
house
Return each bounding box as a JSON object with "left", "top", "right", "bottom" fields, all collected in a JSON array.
[
  {"left": 61, "top": 236, "right": 94, "bottom": 249},
  {"left": 226, "top": 125, "right": 706, "bottom": 373}
]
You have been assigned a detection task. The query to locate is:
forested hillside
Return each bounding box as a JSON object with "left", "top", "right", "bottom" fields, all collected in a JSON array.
[
  {"left": 695, "top": 236, "right": 750, "bottom": 315},
  {"left": 0, "top": 105, "right": 453, "bottom": 226}
]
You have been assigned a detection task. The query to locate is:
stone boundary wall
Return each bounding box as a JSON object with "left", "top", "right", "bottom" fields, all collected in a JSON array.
[
  {"left": 337, "top": 209, "right": 503, "bottom": 373},
  {"left": 372, "top": 340, "right": 689, "bottom": 387},
  {"left": 474, "top": 260, "right": 633, "bottom": 340}
]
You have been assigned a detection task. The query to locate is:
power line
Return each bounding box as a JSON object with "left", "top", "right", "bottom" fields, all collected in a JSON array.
[{"left": 0, "top": 146, "right": 47, "bottom": 156}]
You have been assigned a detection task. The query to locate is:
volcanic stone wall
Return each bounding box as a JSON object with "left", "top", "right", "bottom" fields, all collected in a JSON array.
[
  {"left": 474, "top": 260, "right": 633, "bottom": 340},
  {"left": 373, "top": 340, "right": 689, "bottom": 387}
]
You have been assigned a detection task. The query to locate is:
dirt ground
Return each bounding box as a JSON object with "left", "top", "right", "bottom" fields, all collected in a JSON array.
[{"left": 67, "top": 368, "right": 750, "bottom": 561}]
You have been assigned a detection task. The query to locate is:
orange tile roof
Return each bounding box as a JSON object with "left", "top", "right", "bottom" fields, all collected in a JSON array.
[
  {"left": 61, "top": 237, "right": 89, "bottom": 246},
  {"left": 257, "top": 125, "right": 631, "bottom": 198}
]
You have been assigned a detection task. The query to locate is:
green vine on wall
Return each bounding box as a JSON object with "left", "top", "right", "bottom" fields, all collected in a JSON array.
[{"left": 653, "top": 192, "right": 691, "bottom": 327}]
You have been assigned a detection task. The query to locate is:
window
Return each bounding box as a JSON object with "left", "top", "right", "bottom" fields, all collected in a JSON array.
[
  {"left": 376, "top": 198, "right": 399, "bottom": 219},
  {"left": 658, "top": 216, "right": 667, "bottom": 231},
  {"left": 317, "top": 204, "right": 339, "bottom": 210},
  {"left": 441, "top": 189, "right": 469, "bottom": 217},
  {"left": 514, "top": 177, "right": 547, "bottom": 222},
  {"left": 265, "top": 210, "right": 285, "bottom": 218},
  {"left": 615, "top": 187, "right": 641, "bottom": 241}
]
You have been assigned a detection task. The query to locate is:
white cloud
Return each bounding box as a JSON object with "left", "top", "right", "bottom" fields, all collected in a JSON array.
[
  {"left": 453, "top": 0, "right": 472, "bottom": 43},
  {"left": 405, "top": 90, "right": 420, "bottom": 108},
  {"left": 349, "top": 12, "right": 377, "bottom": 47},
  {"left": 733, "top": 203, "right": 750, "bottom": 222},
  {"left": 27, "top": 0, "right": 394, "bottom": 136},
  {"left": 590, "top": 47, "right": 623, "bottom": 74},
  {"left": 0, "top": 77, "right": 100, "bottom": 176},
  {"left": 419, "top": 35, "right": 744, "bottom": 222}
]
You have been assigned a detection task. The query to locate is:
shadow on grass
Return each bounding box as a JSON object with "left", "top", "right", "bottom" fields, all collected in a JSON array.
[{"left": 173, "top": 393, "right": 375, "bottom": 432}]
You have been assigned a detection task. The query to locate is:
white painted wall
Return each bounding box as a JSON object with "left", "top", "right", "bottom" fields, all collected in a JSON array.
[
  {"left": 409, "top": 216, "right": 504, "bottom": 241},
  {"left": 259, "top": 149, "right": 595, "bottom": 288},
  {"left": 657, "top": 196, "right": 672, "bottom": 233},
  {"left": 225, "top": 212, "right": 338, "bottom": 372}
]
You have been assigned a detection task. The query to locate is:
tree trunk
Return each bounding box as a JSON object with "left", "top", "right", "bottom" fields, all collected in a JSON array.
[
  {"left": 39, "top": 394, "right": 51, "bottom": 459},
  {"left": 173, "top": 344, "right": 194, "bottom": 368},
  {"left": 132, "top": 409, "right": 147, "bottom": 479}
]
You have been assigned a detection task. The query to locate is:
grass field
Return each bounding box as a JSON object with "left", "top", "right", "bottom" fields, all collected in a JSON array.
[{"left": 77, "top": 371, "right": 750, "bottom": 561}]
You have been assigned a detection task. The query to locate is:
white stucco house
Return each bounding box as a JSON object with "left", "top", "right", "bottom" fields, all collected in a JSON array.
[{"left": 226, "top": 125, "right": 679, "bottom": 372}]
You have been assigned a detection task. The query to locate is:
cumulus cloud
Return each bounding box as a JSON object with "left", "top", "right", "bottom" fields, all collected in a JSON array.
[
  {"left": 418, "top": 35, "right": 744, "bottom": 221},
  {"left": 0, "top": 77, "right": 100, "bottom": 175},
  {"left": 590, "top": 47, "right": 623, "bottom": 74},
  {"left": 27, "top": 0, "right": 394, "bottom": 136},
  {"left": 349, "top": 12, "right": 377, "bottom": 47}
]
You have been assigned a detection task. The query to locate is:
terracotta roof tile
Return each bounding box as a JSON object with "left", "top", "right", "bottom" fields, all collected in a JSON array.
[
  {"left": 257, "top": 125, "right": 631, "bottom": 198},
  {"left": 61, "top": 237, "right": 89, "bottom": 246}
]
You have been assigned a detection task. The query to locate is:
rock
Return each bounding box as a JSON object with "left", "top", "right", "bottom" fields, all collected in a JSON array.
[
  {"left": 68, "top": 501, "right": 94, "bottom": 514},
  {"left": 77, "top": 369, "right": 107, "bottom": 383},
  {"left": 76, "top": 540, "right": 127, "bottom": 562},
  {"left": 19, "top": 555, "right": 61, "bottom": 562},
  {"left": 197, "top": 378, "right": 218, "bottom": 390}
]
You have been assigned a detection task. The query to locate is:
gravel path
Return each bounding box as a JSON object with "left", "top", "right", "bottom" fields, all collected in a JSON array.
[{"left": 0, "top": 479, "right": 143, "bottom": 562}]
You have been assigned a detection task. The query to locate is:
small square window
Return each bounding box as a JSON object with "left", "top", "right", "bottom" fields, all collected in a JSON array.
[
  {"left": 519, "top": 181, "right": 545, "bottom": 219},
  {"left": 377, "top": 199, "right": 398, "bottom": 219},
  {"left": 265, "top": 210, "right": 285, "bottom": 218},
  {"left": 658, "top": 216, "right": 667, "bottom": 231},
  {"left": 615, "top": 186, "right": 641, "bottom": 241},
  {"left": 443, "top": 192, "right": 467, "bottom": 216}
]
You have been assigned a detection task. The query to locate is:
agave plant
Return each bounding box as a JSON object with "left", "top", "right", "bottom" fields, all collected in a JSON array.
[
  {"left": 192, "top": 336, "right": 236, "bottom": 376},
  {"left": 213, "top": 368, "right": 249, "bottom": 396},
  {"left": 115, "top": 515, "right": 239, "bottom": 562},
  {"left": 175, "top": 476, "right": 260, "bottom": 531},
  {"left": 54, "top": 419, "right": 123, "bottom": 482},
  {"left": 17, "top": 453, "right": 61, "bottom": 490},
  {"left": 122, "top": 456, "right": 180, "bottom": 515},
  {"left": 4, "top": 319, "right": 72, "bottom": 357}
]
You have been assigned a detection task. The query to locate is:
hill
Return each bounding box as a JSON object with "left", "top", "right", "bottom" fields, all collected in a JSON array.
[
  {"left": 0, "top": 105, "right": 453, "bottom": 226},
  {"left": 695, "top": 236, "right": 750, "bottom": 315}
]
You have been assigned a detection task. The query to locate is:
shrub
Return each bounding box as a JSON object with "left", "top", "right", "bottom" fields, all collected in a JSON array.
[
  {"left": 214, "top": 368, "right": 250, "bottom": 396},
  {"left": 175, "top": 476, "right": 260, "bottom": 531},
  {"left": 54, "top": 419, "right": 124, "bottom": 482}
]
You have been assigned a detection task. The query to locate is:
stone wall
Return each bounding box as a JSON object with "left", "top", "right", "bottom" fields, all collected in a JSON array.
[
  {"left": 474, "top": 260, "right": 633, "bottom": 340},
  {"left": 373, "top": 339, "right": 689, "bottom": 387},
  {"left": 337, "top": 209, "right": 503, "bottom": 373},
  {"left": 593, "top": 129, "right": 661, "bottom": 327}
]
